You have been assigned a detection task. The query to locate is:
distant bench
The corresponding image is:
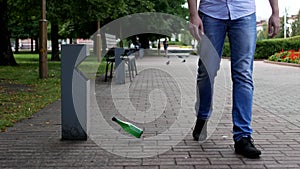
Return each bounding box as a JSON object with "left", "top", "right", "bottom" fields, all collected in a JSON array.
[{"left": 104, "top": 33, "right": 138, "bottom": 83}]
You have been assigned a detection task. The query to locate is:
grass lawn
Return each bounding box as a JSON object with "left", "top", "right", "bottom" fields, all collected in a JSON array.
[{"left": 0, "top": 53, "right": 106, "bottom": 131}]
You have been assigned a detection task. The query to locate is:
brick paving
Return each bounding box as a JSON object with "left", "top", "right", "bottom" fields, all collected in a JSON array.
[{"left": 0, "top": 55, "right": 300, "bottom": 168}]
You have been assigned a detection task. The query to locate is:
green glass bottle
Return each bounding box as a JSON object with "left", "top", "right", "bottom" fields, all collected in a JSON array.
[{"left": 112, "top": 117, "right": 143, "bottom": 138}]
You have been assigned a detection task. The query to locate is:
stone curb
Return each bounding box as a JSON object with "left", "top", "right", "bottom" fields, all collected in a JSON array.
[{"left": 264, "top": 60, "right": 300, "bottom": 68}]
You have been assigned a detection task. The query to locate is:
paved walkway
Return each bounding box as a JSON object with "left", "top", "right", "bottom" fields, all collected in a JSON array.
[{"left": 1, "top": 55, "right": 300, "bottom": 169}]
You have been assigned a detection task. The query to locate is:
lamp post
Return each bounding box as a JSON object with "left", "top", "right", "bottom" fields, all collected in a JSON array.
[
  {"left": 96, "top": 20, "right": 101, "bottom": 62},
  {"left": 39, "top": 0, "right": 48, "bottom": 78},
  {"left": 284, "top": 7, "right": 287, "bottom": 38}
]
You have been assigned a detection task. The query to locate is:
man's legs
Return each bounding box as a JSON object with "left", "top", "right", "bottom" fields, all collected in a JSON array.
[
  {"left": 193, "top": 13, "right": 226, "bottom": 141},
  {"left": 227, "top": 13, "right": 256, "bottom": 141},
  {"left": 228, "top": 13, "right": 261, "bottom": 158}
]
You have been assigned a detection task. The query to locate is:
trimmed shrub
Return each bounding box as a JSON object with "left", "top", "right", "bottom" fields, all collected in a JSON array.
[
  {"left": 168, "top": 41, "right": 186, "bottom": 46},
  {"left": 222, "top": 35, "right": 300, "bottom": 59},
  {"left": 222, "top": 42, "right": 230, "bottom": 57},
  {"left": 255, "top": 36, "right": 300, "bottom": 59}
]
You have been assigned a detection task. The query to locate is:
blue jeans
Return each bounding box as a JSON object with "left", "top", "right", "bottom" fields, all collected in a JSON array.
[{"left": 196, "top": 12, "right": 256, "bottom": 141}]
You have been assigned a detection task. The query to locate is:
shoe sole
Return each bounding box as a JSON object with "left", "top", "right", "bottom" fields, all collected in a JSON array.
[
  {"left": 193, "top": 134, "right": 207, "bottom": 141},
  {"left": 235, "top": 150, "right": 261, "bottom": 159}
]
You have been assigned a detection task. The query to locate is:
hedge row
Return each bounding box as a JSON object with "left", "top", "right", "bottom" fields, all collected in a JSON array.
[
  {"left": 222, "top": 35, "right": 300, "bottom": 59},
  {"left": 168, "top": 41, "right": 186, "bottom": 46}
]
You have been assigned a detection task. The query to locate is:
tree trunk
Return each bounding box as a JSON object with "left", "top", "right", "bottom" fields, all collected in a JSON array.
[
  {"left": 139, "top": 34, "right": 150, "bottom": 49},
  {"left": 51, "top": 22, "right": 60, "bottom": 61},
  {"left": 34, "top": 37, "right": 39, "bottom": 53},
  {"left": 0, "top": 0, "right": 17, "bottom": 66},
  {"left": 93, "top": 34, "right": 97, "bottom": 55},
  {"left": 15, "top": 38, "right": 19, "bottom": 54},
  {"left": 119, "top": 40, "right": 123, "bottom": 48},
  {"left": 31, "top": 37, "right": 34, "bottom": 53}
]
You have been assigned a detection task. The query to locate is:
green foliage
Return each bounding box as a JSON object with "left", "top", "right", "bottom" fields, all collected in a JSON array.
[
  {"left": 180, "top": 29, "right": 194, "bottom": 46},
  {"left": 153, "top": 0, "right": 188, "bottom": 17},
  {"left": 278, "top": 16, "right": 291, "bottom": 38},
  {"left": 8, "top": 0, "right": 39, "bottom": 39},
  {"left": 168, "top": 41, "right": 185, "bottom": 46},
  {"left": 257, "top": 23, "right": 269, "bottom": 41},
  {"left": 291, "top": 10, "right": 300, "bottom": 37},
  {"left": 77, "top": 54, "right": 107, "bottom": 79},
  {"left": 222, "top": 42, "right": 230, "bottom": 57},
  {"left": 190, "top": 50, "right": 197, "bottom": 55}
]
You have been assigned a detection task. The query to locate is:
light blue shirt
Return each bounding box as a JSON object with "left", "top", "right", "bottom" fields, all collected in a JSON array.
[{"left": 199, "top": 0, "right": 256, "bottom": 20}]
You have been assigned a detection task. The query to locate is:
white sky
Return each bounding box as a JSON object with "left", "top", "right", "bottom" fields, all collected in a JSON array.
[{"left": 256, "top": 0, "right": 300, "bottom": 20}]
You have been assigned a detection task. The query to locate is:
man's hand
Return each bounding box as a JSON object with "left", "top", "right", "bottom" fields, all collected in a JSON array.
[
  {"left": 268, "top": 0, "right": 280, "bottom": 38},
  {"left": 268, "top": 14, "right": 280, "bottom": 38},
  {"left": 187, "top": 0, "right": 204, "bottom": 41},
  {"left": 189, "top": 15, "right": 204, "bottom": 41}
]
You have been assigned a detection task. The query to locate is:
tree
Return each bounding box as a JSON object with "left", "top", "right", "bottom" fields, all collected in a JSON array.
[
  {"left": 47, "top": 0, "right": 64, "bottom": 61},
  {"left": 97, "top": 0, "right": 188, "bottom": 49},
  {"left": 46, "top": 0, "right": 122, "bottom": 59},
  {"left": 278, "top": 15, "right": 290, "bottom": 38},
  {"left": 0, "top": 0, "right": 17, "bottom": 66},
  {"left": 8, "top": 0, "right": 40, "bottom": 53},
  {"left": 114, "top": 0, "right": 188, "bottom": 49},
  {"left": 5, "top": 0, "right": 48, "bottom": 66},
  {"left": 144, "top": 0, "right": 188, "bottom": 48},
  {"left": 291, "top": 10, "right": 300, "bottom": 37},
  {"left": 257, "top": 23, "right": 269, "bottom": 40},
  {"left": 154, "top": 0, "right": 188, "bottom": 18},
  {"left": 4, "top": 0, "right": 189, "bottom": 64}
]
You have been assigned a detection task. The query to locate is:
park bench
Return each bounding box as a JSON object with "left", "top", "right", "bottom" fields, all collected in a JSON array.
[{"left": 104, "top": 33, "right": 138, "bottom": 83}]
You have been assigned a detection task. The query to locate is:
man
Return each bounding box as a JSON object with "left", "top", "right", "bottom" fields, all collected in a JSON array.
[
  {"left": 187, "top": 0, "right": 280, "bottom": 159},
  {"left": 163, "top": 37, "right": 169, "bottom": 57}
]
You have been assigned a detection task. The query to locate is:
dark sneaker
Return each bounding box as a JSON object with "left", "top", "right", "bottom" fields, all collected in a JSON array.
[
  {"left": 192, "top": 119, "right": 207, "bottom": 141},
  {"left": 234, "top": 136, "right": 261, "bottom": 159}
]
